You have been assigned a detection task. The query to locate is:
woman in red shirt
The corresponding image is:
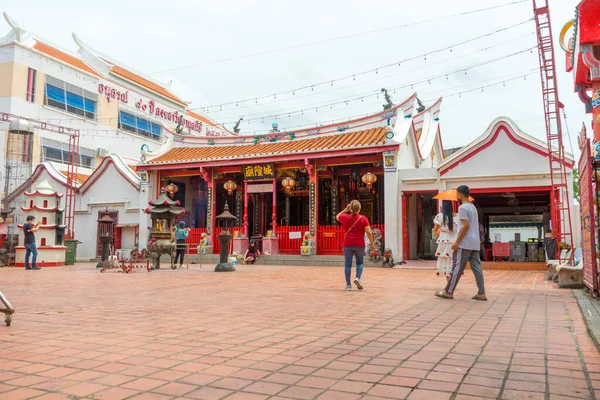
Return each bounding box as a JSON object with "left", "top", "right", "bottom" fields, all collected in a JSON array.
[{"left": 336, "top": 200, "right": 375, "bottom": 291}]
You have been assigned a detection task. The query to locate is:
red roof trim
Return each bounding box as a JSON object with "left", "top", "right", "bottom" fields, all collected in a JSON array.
[
  {"left": 140, "top": 144, "right": 399, "bottom": 171},
  {"left": 439, "top": 122, "right": 574, "bottom": 176},
  {"left": 80, "top": 157, "right": 140, "bottom": 195},
  {"left": 21, "top": 206, "right": 64, "bottom": 212},
  {"left": 23, "top": 191, "right": 64, "bottom": 198}
]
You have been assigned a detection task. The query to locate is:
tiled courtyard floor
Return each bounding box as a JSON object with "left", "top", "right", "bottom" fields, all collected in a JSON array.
[{"left": 1, "top": 264, "right": 599, "bottom": 400}]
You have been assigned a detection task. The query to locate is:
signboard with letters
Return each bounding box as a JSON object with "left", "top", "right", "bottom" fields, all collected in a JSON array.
[
  {"left": 247, "top": 184, "right": 272, "bottom": 194},
  {"left": 243, "top": 163, "right": 275, "bottom": 180}
]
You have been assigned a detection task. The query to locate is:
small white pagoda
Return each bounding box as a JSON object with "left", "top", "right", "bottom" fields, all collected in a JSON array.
[{"left": 15, "top": 180, "right": 67, "bottom": 267}]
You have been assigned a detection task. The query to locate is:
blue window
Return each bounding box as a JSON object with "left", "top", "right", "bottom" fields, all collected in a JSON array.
[
  {"left": 43, "top": 146, "right": 93, "bottom": 168},
  {"left": 118, "top": 110, "right": 161, "bottom": 141},
  {"left": 44, "top": 76, "right": 97, "bottom": 120}
]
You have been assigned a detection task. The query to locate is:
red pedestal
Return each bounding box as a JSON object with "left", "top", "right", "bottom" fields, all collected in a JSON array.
[
  {"left": 262, "top": 237, "right": 279, "bottom": 255},
  {"left": 232, "top": 237, "right": 249, "bottom": 255}
]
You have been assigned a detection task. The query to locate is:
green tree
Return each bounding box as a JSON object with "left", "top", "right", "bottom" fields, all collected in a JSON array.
[{"left": 572, "top": 168, "right": 579, "bottom": 203}]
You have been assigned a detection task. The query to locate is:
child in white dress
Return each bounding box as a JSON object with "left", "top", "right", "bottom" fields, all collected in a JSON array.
[{"left": 433, "top": 200, "right": 458, "bottom": 280}]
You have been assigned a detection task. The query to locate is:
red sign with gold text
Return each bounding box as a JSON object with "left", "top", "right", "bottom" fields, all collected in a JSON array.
[{"left": 579, "top": 138, "right": 598, "bottom": 295}]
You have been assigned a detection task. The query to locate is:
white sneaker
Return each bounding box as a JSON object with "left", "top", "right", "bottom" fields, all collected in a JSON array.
[
  {"left": 345, "top": 285, "right": 352, "bottom": 291},
  {"left": 354, "top": 278, "right": 363, "bottom": 290}
]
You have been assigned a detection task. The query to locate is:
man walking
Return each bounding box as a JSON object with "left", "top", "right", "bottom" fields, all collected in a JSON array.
[
  {"left": 435, "top": 186, "right": 487, "bottom": 300},
  {"left": 23, "top": 215, "right": 41, "bottom": 270}
]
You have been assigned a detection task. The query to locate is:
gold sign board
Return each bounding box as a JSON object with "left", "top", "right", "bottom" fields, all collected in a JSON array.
[{"left": 243, "top": 163, "right": 275, "bottom": 180}]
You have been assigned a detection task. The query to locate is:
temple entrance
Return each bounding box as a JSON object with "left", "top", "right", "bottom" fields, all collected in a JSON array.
[
  {"left": 403, "top": 191, "right": 437, "bottom": 260},
  {"left": 248, "top": 193, "right": 273, "bottom": 236}
]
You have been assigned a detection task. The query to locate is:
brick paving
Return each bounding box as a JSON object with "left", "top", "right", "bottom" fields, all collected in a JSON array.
[{"left": 1, "top": 264, "right": 599, "bottom": 400}]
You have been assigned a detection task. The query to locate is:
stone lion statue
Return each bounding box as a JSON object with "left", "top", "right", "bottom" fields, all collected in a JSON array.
[
  {"left": 383, "top": 248, "right": 394, "bottom": 268},
  {"left": 369, "top": 229, "right": 383, "bottom": 261}
]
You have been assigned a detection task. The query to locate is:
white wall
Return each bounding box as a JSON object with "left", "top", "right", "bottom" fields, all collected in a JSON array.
[{"left": 74, "top": 161, "right": 139, "bottom": 259}]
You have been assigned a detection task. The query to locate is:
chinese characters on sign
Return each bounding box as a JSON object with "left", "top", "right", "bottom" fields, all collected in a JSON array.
[{"left": 243, "top": 163, "right": 275, "bottom": 180}]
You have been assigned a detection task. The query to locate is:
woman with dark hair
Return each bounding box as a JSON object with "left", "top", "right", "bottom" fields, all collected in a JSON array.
[
  {"left": 243, "top": 240, "right": 260, "bottom": 264},
  {"left": 433, "top": 200, "right": 458, "bottom": 281},
  {"left": 173, "top": 221, "right": 190, "bottom": 267}
]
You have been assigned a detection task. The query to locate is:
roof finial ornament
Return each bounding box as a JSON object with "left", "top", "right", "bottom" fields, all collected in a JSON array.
[
  {"left": 233, "top": 117, "right": 243, "bottom": 134},
  {"left": 381, "top": 88, "right": 394, "bottom": 110},
  {"left": 3, "top": 12, "right": 25, "bottom": 42},
  {"left": 416, "top": 97, "right": 426, "bottom": 113},
  {"left": 175, "top": 115, "right": 184, "bottom": 134}
]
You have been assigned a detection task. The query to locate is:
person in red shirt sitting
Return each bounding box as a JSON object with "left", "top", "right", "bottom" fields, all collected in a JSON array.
[{"left": 336, "top": 200, "right": 375, "bottom": 291}]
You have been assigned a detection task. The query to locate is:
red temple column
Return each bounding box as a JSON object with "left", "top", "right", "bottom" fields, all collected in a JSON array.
[
  {"left": 271, "top": 179, "right": 277, "bottom": 234},
  {"left": 307, "top": 159, "right": 317, "bottom": 253},
  {"left": 263, "top": 178, "right": 280, "bottom": 255},
  {"left": 243, "top": 181, "right": 249, "bottom": 237},
  {"left": 233, "top": 180, "right": 250, "bottom": 256}
]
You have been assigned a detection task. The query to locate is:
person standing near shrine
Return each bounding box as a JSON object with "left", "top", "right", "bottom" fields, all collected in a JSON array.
[
  {"left": 173, "top": 221, "right": 189, "bottom": 268},
  {"left": 435, "top": 186, "right": 487, "bottom": 300},
  {"left": 337, "top": 200, "right": 375, "bottom": 291},
  {"left": 23, "top": 215, "right": 41, "bottom": 270}
]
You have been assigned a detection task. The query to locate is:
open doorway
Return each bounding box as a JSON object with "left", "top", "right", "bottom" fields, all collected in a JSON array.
[
  {"left": 403, "top": 191, "right": 438, "bottom": 260},
  {"left": 471, "top": 189, "right": 551, "bottom": 262}
]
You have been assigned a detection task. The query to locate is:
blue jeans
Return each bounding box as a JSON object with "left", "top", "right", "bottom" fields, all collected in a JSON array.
[
  {"left": 344, "top": 247, "right": 364, "bottom": 286},
  {"left": 25, "top": 243, "right": 38, "bottom": 269}
]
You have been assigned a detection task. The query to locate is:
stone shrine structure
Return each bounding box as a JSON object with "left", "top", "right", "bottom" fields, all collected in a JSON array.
[{"left": 15, "top": 180, "right": 67, "bottom": 266}]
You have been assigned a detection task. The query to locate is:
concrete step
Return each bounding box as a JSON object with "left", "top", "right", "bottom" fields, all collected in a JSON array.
[{"left": 160, "top": 254, "right": 385, "bottom": 268}]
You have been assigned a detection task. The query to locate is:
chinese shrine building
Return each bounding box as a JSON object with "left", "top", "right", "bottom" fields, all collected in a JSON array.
[
  {"left": 399, "top": 117, "right": 576, "bottom": 263},
  {"left": 137, "top": 93, "right": 444, "bottom": 258}
]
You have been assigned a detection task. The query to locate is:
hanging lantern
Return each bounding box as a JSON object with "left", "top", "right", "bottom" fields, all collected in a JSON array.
[
  {"left": 224, "top": 180, "right": 237, "bottom": 195},
  {"left": 282, "top": 177, "right": 296, "bottom": 194},
  {"left": 361, "top": 172, "right": 377, "bottom": 189}
]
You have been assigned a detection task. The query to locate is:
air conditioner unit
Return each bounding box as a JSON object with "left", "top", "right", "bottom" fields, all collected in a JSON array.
[{"left": 96, "top": 148, "right": 108, "bottom": 157}]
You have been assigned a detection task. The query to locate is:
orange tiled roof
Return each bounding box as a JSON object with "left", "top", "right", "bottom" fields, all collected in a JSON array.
[
  {"left": 60, "top": 171, "right": 90, "bottom": 185},
  {"left": 186, "top": 110, "right": 216, "bottom": 127},
  {"left": 111, "top": 66, "right": 186, "bottom": 105},
  {"left": 33, "top": 42, "right": 102, "bottom": 78},
  {"left": 415, "top": 129, "right": 423, "bottom": 141},
  {"left": 127, "top": 165, "right": 140, "bottom": 176},
  {"left": 149, "top": 127, "right": 388, "bottom": 164}
]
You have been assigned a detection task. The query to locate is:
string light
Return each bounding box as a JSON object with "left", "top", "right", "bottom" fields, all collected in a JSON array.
[
  {"left": 191, "top": 19, "right": 533, "bottom": 111},
  {"left": 150, "top": 0, "right": 529, "bottom": 74},
  {"left": 214, "top": 47, "right": 536, "bottom": 125}
]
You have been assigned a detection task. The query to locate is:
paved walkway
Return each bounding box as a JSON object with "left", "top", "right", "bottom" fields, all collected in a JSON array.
[{"left": 0, "top": 264, "right": 599, "bottom": 400}]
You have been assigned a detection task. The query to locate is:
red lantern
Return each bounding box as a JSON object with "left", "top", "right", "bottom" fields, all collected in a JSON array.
[
  {"left": 361, "top": 172, "right": 377, "bottom": 189},
  {"left": 224, "top": 180, "right": 237, "bottom": 195}
]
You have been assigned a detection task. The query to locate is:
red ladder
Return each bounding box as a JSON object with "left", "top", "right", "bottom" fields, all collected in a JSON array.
[
  {"left": 1, "top": 112, "right": 80, "bottom": 239},
  {"left": 532, "top": 0, "right": 573, "bottom": 260}
]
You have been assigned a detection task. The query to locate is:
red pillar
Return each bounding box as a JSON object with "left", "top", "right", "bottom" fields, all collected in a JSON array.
[
  {"left": 307, "top": 160, "right": 318, "bottom": 252},
  {"left": 594, "top": 81, "right": 600, "bottom": 142},
  {"left": 272, "top": 179, "right": 277, "bottom": 234},
  {"left": 243, "top": 181, "right": 249, "bottom": 237}
]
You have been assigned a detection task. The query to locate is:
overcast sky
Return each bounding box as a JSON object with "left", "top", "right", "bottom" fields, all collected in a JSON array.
[{"left": 2, "top": 0, "right": 586, "bottom": 156}]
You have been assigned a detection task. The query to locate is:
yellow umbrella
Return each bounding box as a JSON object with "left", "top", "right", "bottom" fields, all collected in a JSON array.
[{"left": 433, "top": 189, "right": 474, "bottom": 202}]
